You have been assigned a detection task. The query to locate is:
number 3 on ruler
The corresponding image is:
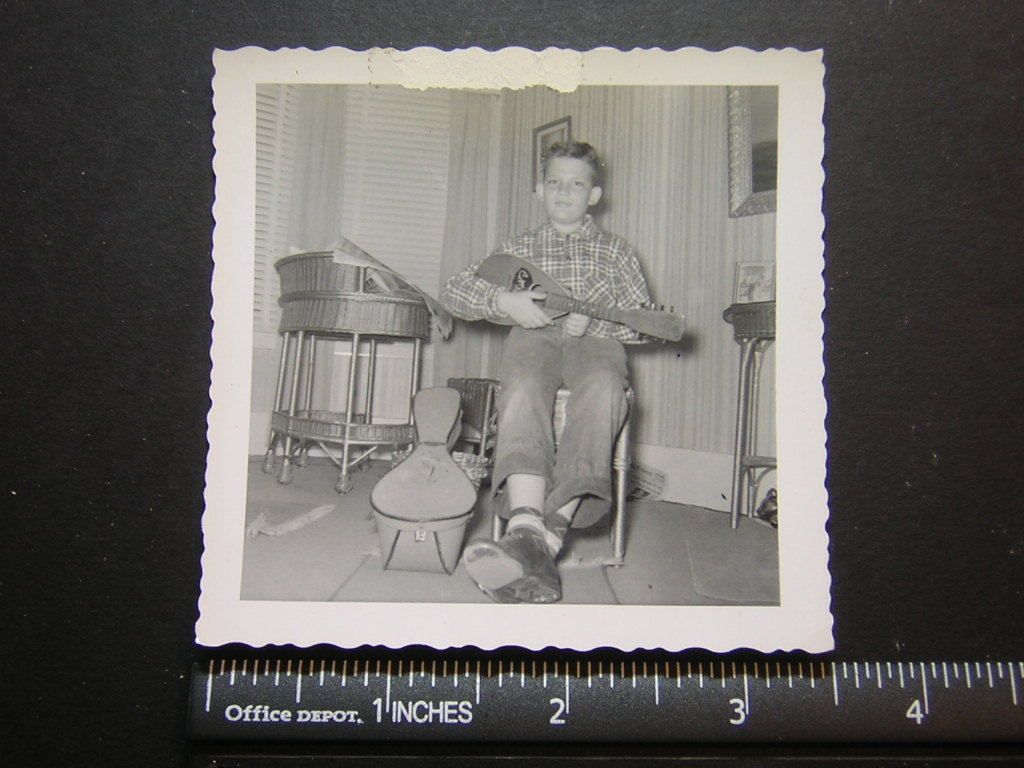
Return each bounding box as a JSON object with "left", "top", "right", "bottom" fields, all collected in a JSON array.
[
  {"left": 549, "top": 698, "right": 567, "bottom": 725},
  {"left": 729, "top": 698, "right": 747, "bottom": 725},
  {"left": 906, "top": 699, "right": 925, "bottom": 725}
]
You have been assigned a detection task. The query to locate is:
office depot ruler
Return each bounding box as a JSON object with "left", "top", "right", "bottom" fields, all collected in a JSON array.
[{"left": 189, "top": 656, "right": 1024, "bottom": 742}]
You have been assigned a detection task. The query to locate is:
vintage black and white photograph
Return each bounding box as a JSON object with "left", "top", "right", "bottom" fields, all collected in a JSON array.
[{"left": 198, "top": 47, "right": 830, "bottom": 651}]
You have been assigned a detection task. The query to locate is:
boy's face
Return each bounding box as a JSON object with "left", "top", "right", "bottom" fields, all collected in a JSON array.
[{"left": 536, "top": 156, "right": 603, "bottom": 233}]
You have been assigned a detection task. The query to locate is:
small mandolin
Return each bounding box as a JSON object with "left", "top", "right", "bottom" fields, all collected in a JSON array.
[{"left": 474, "top": 253, "right": 685, "bottom": 342}]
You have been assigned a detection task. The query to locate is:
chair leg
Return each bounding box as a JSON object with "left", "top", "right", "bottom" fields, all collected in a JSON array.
[{"left": 610, "top": 406, "right": 631, "bottom": 564}]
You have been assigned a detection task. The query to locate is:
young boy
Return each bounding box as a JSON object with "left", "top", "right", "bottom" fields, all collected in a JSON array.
[{"left": 441, "top": 140, "right": 651, "bottom": 603}]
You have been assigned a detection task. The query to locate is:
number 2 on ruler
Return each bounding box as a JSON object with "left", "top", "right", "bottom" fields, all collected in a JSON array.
[{"left": 549, "top": 698, "right": 566, "bottom": 725}]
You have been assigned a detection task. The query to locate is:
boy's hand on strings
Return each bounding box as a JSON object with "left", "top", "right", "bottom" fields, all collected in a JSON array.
[
  {"left": 563, "top": 313, "right": 592, "bottom": 337},
  {"left": 497, "top": 289, "right": 555, "bottom": 329}
]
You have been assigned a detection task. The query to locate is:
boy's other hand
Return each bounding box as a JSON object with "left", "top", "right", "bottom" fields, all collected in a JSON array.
[
  {"left": 496, "top": 290, "right": 554, "bottom": 329},
  {"left": 564, "top": 313, "right": 592, "bottom": 337}
]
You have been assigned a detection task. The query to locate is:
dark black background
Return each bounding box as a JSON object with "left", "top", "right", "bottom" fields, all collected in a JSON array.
[{"left": 3, "top": 1, "right": 1023, "bottom": 765}]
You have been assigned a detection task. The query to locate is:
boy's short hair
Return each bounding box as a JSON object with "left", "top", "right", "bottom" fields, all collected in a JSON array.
[{"left": 542, "top": 140, "right": 602, "bottom": 185}]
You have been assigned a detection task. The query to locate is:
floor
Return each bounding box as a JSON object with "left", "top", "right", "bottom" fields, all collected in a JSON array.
[{"left": 240, "top": 458, "right": 779, "bottom": 606}]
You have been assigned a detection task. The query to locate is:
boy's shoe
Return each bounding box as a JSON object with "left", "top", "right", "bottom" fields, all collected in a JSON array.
[{"left": 463, "top": 522, "right": 561, "bottom": 604}]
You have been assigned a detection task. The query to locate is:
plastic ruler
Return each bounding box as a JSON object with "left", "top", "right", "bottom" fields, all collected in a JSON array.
[{"left": 189, "top": 655, "right": 1024, "bottom": 742}]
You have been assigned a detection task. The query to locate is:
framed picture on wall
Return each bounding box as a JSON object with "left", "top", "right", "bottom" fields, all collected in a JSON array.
[
  {"left": 533, "top": 116, "right": 571, "bottom": 188},
  {"left": 734, "top": 261, "right": 776, "bottom": 304}
]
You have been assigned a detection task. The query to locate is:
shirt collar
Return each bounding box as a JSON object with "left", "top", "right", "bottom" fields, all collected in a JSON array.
[{"left": 543, "top": 214, "right": 598, "bottom": 241}]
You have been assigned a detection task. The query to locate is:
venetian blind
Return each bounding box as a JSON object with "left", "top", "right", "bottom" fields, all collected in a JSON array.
[
  {"left": 339, "top": 86, "right": 450, "bottom": 293},
  {"left": 253, "top": 84, "right": 301, "bottom": 332}
]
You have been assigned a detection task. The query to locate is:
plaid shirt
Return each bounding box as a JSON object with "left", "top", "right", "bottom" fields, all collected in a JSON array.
[{"left": 441, "top": 215, "right": 651, "bottom": 343}]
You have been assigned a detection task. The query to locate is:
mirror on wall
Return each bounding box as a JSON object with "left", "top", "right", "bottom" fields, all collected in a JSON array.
[{"left": 727, "top": 86, "right": 778, "bottom": 217}]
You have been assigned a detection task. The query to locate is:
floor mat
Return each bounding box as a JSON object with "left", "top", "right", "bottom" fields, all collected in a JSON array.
[{"left": 685, "top": 514, "right": 779, "bottom": 604}]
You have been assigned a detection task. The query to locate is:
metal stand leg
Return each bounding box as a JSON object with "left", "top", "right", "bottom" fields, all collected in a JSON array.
[
  {"left": 295, "top": 333, "right": 317, "bottom": 468},
  {"left": 263, "top": 332, "right": 291, "bottom": 473},
  {"left": 336, "top": 333, "right": 361, "bottom": 494},
  {"left": 278, "top": 330, "right": 305, "bottom": 485},
  {"left": 730, "top": 340, "right": 755, "bottom": 528}
]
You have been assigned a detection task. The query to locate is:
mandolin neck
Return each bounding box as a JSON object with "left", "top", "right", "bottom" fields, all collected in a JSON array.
[{"left": 542, "top": 293, "right": 626, "bottom": 325}]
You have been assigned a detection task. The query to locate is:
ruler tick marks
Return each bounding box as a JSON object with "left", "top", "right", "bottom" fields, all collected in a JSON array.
[
  {"left": 287, "top": 660, "right": 293, "bottom": 678},
  {"left": 219, "top": 659, "right": 226, "bottom": 677},
  {"left": 953, "top": 663, "right": 959, "bottom": 679},
  {"left": 397, "top": 660, "right": 402, "bottom": 680},
  {"left": 876, "top": 662, "right": 883, "bottom": 689},
  {"left": 1009, "top": 662, "right": 1019, "bottom": 706},
  {"left": 633, "top": 661, "right": 637, "bottom": 688},
  {"left": 385, "top": 660, "right": 392, "bottom": 713},
  {"left": 942, "top": 662, "right": 949, "bottom": 689},
  {"left": 931, "top": 662, "right": 937, "bottom": 679},
  {"left": 887, "top": 662, "right": 893, "bottom": 679},
  {"left": 454, "top": 660, "right": 459, "bottom": 688},
  {"left": 798, "top": 662, "right": 804, "bottom": 680},
  {"left": 275, "top": 659, "right": 281, "bottom": 686},
  {"left": 743, "top": 664, "right": 750, "bottom": 715},
  {"left": 765, "top": 663, "right": 771, "bottom": 689},
  {"left": 920, "top": 663, "right": 929, "bottom": 715},
  {"left": 409, "top": 661, "right": 414, "bottom": 688},
  {"left": 521, "top": 662, "right": 525, "bottom": 688},
  {"left": 698, "top": 662, "right": 703, "bottom": 689},
  {"left": 331, "top": 660, "right": 336, "bottom": 678},
  {"left": 610, "top": 663, "right": 615, "bottom": 689},
  {"left": 975, "top": 662, "right": 983, "bottom": 679},
  {"left": 675, "top": 662, "right": 681, "bottom": 688},
  {"left": 205, "top": 660, "right": 213, "bottom": 713},
  {"left": 864, "top": 662, "right": 870, "bottom": 679},
  {"left": 831, "top": 662, "right": 840, "bottom": 707},
  {"left": 964, "top": 662, "right": 972, "bottom": 688},
  {"left": 853, "top": 663, "right": 860, "bottom": 689},
  {"left": 909, "top": 664, "right": 915, "bottom": 680},
  {"left": 809, "top": 663, "right": 815, "bottom": 689},
  {"left": 787, "top": 662, "right": 792, "bottom": 689},
  {"left": 587, "top": 661, "right": 592, "bottom": 688},
  {"left": 341, "top": 660, "right": 347, "bottom": 687},
  {"left": 431, "top": 660, "right": 436, "bottom": 688},
  {"left": 241, "top": 659, "right": 248, "bottom": 678},
  {"left": 376, "top": 660, "right": 381, "bottom": 679},
  {"left": 498, "top": 661, "right": 503, "bottom": 688},
  {"left": 721, "top": 662, "right": 727, "bottom": 689},
  {"left": 997, "top": 662, "right": 1004, "bottom": 679},
  {"left": 533, "top": 661, "right": 537, "bottom": 680},
  {"left": 363, "top": 663, "right": 369, "bottom": 687},
  {"left": 230, "top": 659, "right": 237, "bottom": 686},
  {"left": 320, "top": 660, "right": 325, "bottom": 686},
  {"left": 543, "top": 661, "right": 548, "bottom": 688},
  {"left": 842, "top": 662, "right": 848, "bottom": 679},
  {"left": 987, "top": 662, "right": 994, "bottom": 688},
  {"left": 564, "top": 669, "right": 570, "bottom": 714},
  {"left": 296, "top": 662, "right": 303, "bottom": 704},
  {"left": 898, "top": 663, "right": 905, "bottom": 688},
  {"left": 655, "top": 665, "right": 660, "bottom": 706}
]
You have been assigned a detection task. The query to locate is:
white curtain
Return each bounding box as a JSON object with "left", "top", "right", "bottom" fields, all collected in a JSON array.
[
  {"left": 288, "top": 87, "right": 348, "bottom": 250},
  {"left": 432, "top": 91, "right": 506, "bottom": 386}
]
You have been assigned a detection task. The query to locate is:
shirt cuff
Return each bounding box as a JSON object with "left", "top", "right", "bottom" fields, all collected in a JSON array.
[{"left": 483, "top": 284, "right": 506, "bottom": 318}]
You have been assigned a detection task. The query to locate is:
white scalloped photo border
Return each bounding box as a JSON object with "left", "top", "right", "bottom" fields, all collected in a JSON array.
[{"left": 198, "top": 46, "right": 830, "bottom": 652}]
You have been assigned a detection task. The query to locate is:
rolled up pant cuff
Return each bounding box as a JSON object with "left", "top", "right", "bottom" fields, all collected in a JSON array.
[{"left": 545, "top": 474, "right": 612, "bottom": 517}]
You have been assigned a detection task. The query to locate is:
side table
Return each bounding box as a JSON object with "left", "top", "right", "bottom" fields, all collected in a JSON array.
[
  {"left": 262, "top": 251, "right": 431, "bottom": 493},
  {"left": 723, "top": 301, "right": 776, "bottom": 529}
]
